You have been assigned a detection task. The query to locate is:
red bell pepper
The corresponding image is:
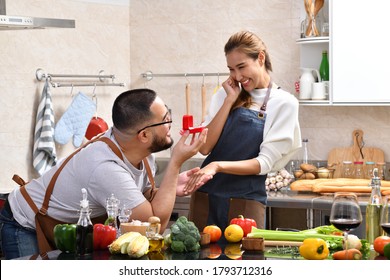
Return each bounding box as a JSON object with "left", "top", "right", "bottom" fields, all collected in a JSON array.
[
  {"left": 93, "top": 223, "right": 117, "bottom": 250},
  {"left": 230, "top": 215, "right": 257, "bottom": 237}
]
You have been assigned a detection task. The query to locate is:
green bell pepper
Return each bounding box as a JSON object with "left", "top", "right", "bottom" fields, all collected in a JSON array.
[{"left": 53, "top": 224, "right": 77, "bottom": 253}]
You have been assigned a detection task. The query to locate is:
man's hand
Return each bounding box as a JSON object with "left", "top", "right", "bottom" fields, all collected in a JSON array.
[
  {"left": 170, "top": 128, "right": 208, "bottom": 167},
  {"left": 176, "top": 167, "right": 213, "bottom": 196}
]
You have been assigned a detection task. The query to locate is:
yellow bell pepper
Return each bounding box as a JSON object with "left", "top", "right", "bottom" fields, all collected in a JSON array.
[{"left": 299, "top": 238, "right": 329, "bottom": 260}]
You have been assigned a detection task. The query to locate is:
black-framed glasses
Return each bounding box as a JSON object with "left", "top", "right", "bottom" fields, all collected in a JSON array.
[{"left": 136, "top": 120, "right": 172, "bottom": 134}]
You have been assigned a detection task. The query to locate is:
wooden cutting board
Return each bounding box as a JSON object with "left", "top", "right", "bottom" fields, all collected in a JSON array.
[{"left": 327, "top": 129, "right": 384, "bottom": 178}]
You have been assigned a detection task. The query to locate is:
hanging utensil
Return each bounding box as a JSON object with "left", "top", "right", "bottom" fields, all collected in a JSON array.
[
  {"left": 85, "top": 92, "right": 108, "bottom": 140},
  {"left": 181, "top": 75, "right": 204, "bottom": 135},
  {"left": 201, "top": 74, "right": 206, "bottom": 123}
]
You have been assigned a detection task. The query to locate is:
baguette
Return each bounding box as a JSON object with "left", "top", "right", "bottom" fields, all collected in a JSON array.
[
  {"left": 289, "top": 179, "right": 328, "bottom": 191},
  {"left": 312, "top": 185, "right": 390, "bottom": 194},
  {"left": 381, "top": 189, "right": 390, "bottom": 196},
  {"left": 314, "top": 178, "right": 390, "bottom": 188}
]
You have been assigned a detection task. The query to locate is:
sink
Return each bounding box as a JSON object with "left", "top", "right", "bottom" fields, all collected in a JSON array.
[{"left": 154, "top": 157, "right": 204, "bottom": 186}]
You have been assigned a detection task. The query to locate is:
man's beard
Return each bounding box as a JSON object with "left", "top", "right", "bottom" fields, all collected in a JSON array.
[{"left": 149, "top": 133, "right": 174, "bottom": 153}]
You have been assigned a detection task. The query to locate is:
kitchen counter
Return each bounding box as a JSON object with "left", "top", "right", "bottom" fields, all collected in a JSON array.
[
  {"left": 15, "top": 242, "right": 267, "bottom": 260},
  {"left": 266, "top": 189, "right": 370, "bottom": 238},
  {"left": 171, "top": 189, "right": 371, "bottom": 238}
]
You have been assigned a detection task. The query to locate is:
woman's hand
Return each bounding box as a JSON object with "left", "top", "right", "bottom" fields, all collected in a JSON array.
[
  {"left": 222, "top": 76, "right": 241, "bottom": 104},
  {"left": 182, "top": 162, "right": 218, "bottom": 195},
  {"left": 176, "top": 167, "right": 213, "bottom": 197}
]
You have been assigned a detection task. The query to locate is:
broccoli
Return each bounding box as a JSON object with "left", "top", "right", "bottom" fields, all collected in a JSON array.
[
  {"left": 169, "top": 216, "right": 201, "bottom": 253},
  {"left": 171, "top": 240, "right": 186, "bottom": 253}
]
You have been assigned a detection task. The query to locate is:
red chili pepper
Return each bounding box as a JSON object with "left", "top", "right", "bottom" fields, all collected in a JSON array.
[
  {"left": 229, "top": 215, "right": 257, "bottom": 237},
  {"left": 93, "top": 223, "right": 117, "bottom": 250}
]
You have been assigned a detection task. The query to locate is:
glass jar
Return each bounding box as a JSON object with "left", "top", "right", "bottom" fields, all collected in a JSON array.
[
  {"left": 376, "top": 162, "right": 386, "bottom": 180},
  {"left": 365, "top": 162, "right": 376, "bottom": 179},
  {"left": 353, "top": 161, "right": 364, "bottom": 179},
  {"left": 342, "top": 161, "right": 353, "bottom": 178}
]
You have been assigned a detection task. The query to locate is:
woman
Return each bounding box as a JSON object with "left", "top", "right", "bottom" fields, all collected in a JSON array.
[{"left": 185, "top": 30, "right": 301, "bottom": 231}]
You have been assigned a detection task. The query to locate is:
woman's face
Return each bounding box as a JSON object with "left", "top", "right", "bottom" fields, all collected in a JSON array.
[{"left": 226, "top": 49, "right": 266, "bottom": 91}]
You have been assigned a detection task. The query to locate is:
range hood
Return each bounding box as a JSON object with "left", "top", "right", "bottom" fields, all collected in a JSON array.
[{"left": 0, "top": 0, "right": 75, "bottom": 30}]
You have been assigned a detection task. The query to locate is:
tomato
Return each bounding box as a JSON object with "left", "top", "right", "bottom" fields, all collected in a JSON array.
[
  {"left": 203, "top": 225, "right": 222, "bottom": 243},
  {"left": 373, "top": 236, "right": 390, "bottom": 255}
]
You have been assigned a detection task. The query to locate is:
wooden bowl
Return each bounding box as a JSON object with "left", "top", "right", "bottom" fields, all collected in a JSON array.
[
  {"left": 241, "top": 237, "right": 265, "bottom": 251},
  {"left": 120, "top": 223, "right": 161, "bottom": 236}
]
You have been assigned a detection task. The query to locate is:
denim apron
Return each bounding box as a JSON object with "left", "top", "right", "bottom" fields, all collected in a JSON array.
[{"left": 189, "top": 82, "right": 272, "bottom": 231}]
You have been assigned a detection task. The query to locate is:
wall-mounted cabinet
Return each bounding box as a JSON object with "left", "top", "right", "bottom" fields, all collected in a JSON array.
[{"left": 297, "top": 0, "right": 390, "bottom": 106}]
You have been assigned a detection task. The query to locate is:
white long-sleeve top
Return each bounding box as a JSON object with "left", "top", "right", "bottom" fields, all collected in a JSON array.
[{"left": 203, "top": 86, "right": 302, "bottom": 175}]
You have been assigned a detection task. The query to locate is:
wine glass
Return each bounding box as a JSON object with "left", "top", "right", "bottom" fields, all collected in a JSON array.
[
  {"left": 329, "top": 192, "right": 363, "bottom": 258},
  {"left": 380, "top": 196, "right": 390, "bottom": 236},
  {"left": 117, "top": 204, "right": 132, "bottom": 237}
]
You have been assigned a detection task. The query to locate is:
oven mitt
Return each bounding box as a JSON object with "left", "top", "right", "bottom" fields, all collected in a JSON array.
[{"left": 54, "top": 92, "right": 96, "bottom": 147}]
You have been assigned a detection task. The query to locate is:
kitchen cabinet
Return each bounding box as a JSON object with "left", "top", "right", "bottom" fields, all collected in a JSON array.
[
  {"left": 332, "top": 0, "right": 390, "bottom": 104},
  {"left": 298, "top": 0, "right": 390, "bottom": 105}
]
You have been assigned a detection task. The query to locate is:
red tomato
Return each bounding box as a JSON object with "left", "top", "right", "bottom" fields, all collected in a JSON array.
[
  {"left": 230, "top": 215, "right": 257, "bottom": 237},
  {"left": 373, "top": 236, "right": 390, "bottom": 255},
  {"left": 203, "top": 225, "right": 222, "bottom": 243}
]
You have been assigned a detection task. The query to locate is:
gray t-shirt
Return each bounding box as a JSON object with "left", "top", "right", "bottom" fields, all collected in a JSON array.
[{"left": 8, "top": 128, "right": 155, "bottom": 229}]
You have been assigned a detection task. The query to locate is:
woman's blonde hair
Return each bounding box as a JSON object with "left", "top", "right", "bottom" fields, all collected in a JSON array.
[{"left": 224, "top": 31, "right": 272, "bottom": 109}]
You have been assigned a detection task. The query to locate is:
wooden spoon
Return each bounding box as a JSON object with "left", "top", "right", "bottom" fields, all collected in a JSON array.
[
  {"left": 313, "top": 0, "right": 324, "bottom": 36},
  {"left": 201, "top": 82, "right": 206, "bottom": 123}
]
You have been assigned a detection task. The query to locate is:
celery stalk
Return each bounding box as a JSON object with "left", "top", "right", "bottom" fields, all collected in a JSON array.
[{"left": 247, "top": 228, "right": 344, "bottom": 243}]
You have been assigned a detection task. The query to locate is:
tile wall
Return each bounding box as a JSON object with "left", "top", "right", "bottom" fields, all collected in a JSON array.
[{"left": 0, "top": 0, "right": 389, "bottom": 193}]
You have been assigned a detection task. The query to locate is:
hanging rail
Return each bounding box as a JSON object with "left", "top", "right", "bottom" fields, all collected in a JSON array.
[
  {"left": 140, "top": 70, "right": 230, "bottom": 81},
  {"left": 35, "top": 68, "right": 126, "bottom": 87},
  {"left": 50, "top": 82, "right": 125, "bottom": 88}
]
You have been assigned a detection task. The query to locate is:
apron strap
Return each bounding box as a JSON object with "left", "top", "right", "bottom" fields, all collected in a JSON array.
[{"left": 259, "top": 79, "right": 273, "bottom": 113}]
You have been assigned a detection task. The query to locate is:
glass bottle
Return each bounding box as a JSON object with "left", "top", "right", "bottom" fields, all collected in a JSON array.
[
  {"left": 319, "top": 50, "right": 329, "bottom": 82},
  {"left": 366, "top": 168, "right": 383, "bottom": 248},
  {"left": 106, "top": 193, "right": 120, "bottom": 232},
  {"left": 76, "top": 188, "right": 93, "bottom": 256},
  {"left": 365, "top": 161, "right": 375, "bottom": 179},
  {"left": 353, "top": 161, "right": 364, "bottom": 179},
  {"left": 301, "top": 139, "right": 309, "bottom": 164},
  {"left": 342, "top": 161, "right": 353, "bottom": 178}
]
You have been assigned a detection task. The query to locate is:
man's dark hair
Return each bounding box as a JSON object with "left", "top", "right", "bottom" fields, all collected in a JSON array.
[{"left": 112, "top": 88, "right": 157, "bottom": 131}]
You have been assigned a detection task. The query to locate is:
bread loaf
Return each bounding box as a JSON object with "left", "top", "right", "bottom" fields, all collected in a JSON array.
[
  {"left": 312, "top": 185, "right": 390, "bottom": 194},
  {"left": 289, "top": 178, "right": 390, "bottom": 193}
]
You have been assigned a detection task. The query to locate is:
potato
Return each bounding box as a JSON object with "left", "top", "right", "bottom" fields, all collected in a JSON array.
[
  {"left": 300, "top": 163, "right": 317, "bottom": 173},
  {"left": 294, "top": 170, "right": 304, "bottom": 178},
  {"left": 299, "top": 172, "right": 316, "bottom": 179}
]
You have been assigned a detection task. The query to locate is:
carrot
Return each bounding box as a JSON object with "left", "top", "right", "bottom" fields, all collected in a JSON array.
[{"left": 332, "top": 249, "right": 362, "bottom": 260}]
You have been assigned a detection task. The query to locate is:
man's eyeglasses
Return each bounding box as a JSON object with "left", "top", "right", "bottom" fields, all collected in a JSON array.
[{"left": 136, "top": 120, "right": 172, "bottom": 134}]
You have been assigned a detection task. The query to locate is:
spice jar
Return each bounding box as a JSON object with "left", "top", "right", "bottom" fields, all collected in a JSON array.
[
  {"left": 376, "top": 162, "right": 386, "bottom": 180},
  {"left": 342, "top": 161, "right": 353, "bottom": 178},
  {"left": 353, "top": 161, "right": 364, "bottom": 179},
  {"left": 365, "top": 161, "right": 375, "bottom": 179}
]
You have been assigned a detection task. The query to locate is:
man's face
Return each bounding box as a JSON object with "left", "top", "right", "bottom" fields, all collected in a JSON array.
[
  {"left": 146, "top": 97, "right": 173, "bottom": 153},
  {"left": 149, "top": 131, "right": 174, "bottom": 153}
]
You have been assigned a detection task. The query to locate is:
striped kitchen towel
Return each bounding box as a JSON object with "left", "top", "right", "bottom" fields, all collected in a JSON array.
[{"left": 32, "top": 79, "right": 57, "bottom": 175}]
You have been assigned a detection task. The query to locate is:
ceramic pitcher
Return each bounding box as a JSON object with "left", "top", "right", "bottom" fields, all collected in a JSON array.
[{"left": 299, "top": 68, "right": 321, "bottom": 100}]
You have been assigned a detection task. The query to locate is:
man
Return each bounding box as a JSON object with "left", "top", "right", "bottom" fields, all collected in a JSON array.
[{"left": 0, "top": 88, "right": 209, "bottom": 259}]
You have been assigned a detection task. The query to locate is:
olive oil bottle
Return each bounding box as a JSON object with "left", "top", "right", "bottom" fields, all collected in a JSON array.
[{"left": 366, "top": 168, "right": 383, "bottom": 248}]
